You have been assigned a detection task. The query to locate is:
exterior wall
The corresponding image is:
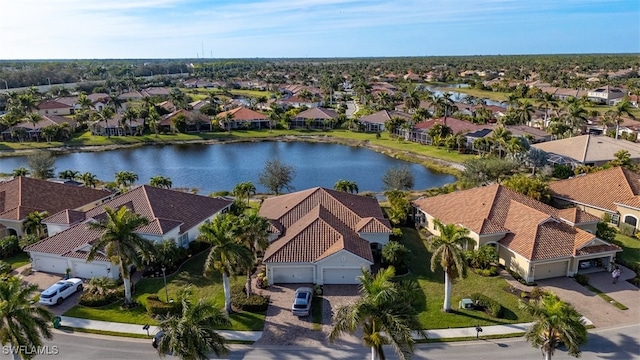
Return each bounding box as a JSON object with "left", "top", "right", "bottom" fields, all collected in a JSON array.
[
  {"left": 38, "top": 108, "right": 72, "bottom": 116},
  {"left": 0, "top": 219, "right": 24, "bottom": 236},
  {"left": 617, "top": 205, "right": 640, "bottom": 231},
  {"left": 358, "top": 232, "right": 390, "bottom": 246},
  {"left": 498, "top": 245, "right": 532, "bottom": 282},
  {"left": 477, "top": 233, "right": 506, "bottom": 248},
  {"left": 30, "top": 252, "right": 120, "bottom": 280},
  {"left": 575, "top": 221, "right": 598, "bottom": 234},
  {"left": 45, "top": 223, "right": 70, "bottom": 236},
  {"left": 266, "top": 262, "right": 316, "bottom": 284},
  {"left": 315, "top": 250, "right": 372, "bottom": 285}
]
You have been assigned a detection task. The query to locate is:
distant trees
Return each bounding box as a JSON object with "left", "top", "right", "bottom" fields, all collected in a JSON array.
[
  {"left": 333, "top": 179, "right": 359, "bottom": 194},
  {"left": 502, "top": 174, "right": 552, "bottom": 204},
  {"left": 149, "top": 176, "right": 172, "bottom": 189},
  {"left": 382, "top": 166, "right": 414, "bottom": 191},
  {"left": 27, "top": 152, "right": 56, "bottom": 179},
  {"left": 115, "top": 171, "right": 139, "bottom": 189},
  {"left": 232, "top": 181, "right": 257, "bottom": 204},
  {"left": 258, "top": 159, "right": 296, "bottom": 195}
]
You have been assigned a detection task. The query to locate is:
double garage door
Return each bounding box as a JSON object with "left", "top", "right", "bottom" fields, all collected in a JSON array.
[
  {"left": 534, "top": 261, "right": 568, "bottom": 280},
  {"left": 322, "top": 268, "right": 362, "bottom": 284},
  {"left": 271, "top": 266, "right": 314, "bottom": 284},
  {"left": 73, "top": 262, "right": 110, "bottom": 279},
  {"left": 34, "top": 256, "right": 67, "bottom": 274}
]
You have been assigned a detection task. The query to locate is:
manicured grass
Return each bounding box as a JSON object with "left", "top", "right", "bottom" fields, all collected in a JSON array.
[
  {"left": 3, "top": 252, "right": 31, "bottom": 269},
  {"left": 399, "top": 227, "right": 533, "bottom": 329},
  {"left": 612, "top": 234, "right": 640, "bottom": 269},
  {"left": 64, "top": 252, "right": 265, "bottom": 331},
  {"left": 58, "top": 326, "right": 152, "bottom": 339}
]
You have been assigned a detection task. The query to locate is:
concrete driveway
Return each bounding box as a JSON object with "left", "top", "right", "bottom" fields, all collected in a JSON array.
[
  {"left": 17, "top": 267, "right": 83, "bottom": 316},
  {"left": 536, "top": 265, "right": 640, "bottom": 328},
  {"left": 254, "top": 283, "right": 361, "bottom": 347}
]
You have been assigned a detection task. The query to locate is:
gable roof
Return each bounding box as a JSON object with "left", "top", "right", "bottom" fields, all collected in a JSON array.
[
  {"left": 259, "top": 187, "right": 391, "bottom": 263},
  {"left": 216, "top": 107, "right": 267, "bottom": 121},
  {"left": 38, "top": 100, "right": 73, "bottom": 110},
  {"left": 412, "top": 184, "right": 602, "bottom": 261},
  {"left": 414, "top": 117, "right": 485, "bottom": 134},
  {"left": 294, "top": 107, "right": 338, "bottom": 120},
  {"left": 532, "top": 135, "right": 640, "bottom": 164},
  {"left": 0, "top": 177, "right": 112, "bottom": 221},
  {"left": 359, "top": 110, "right": 411, "bottom": 125},
  {"left": 26, "top": 186, "right": 233, "bottom": 258},
  {"left": 549, "top": 167, "right": 640, "bottom": 211}
]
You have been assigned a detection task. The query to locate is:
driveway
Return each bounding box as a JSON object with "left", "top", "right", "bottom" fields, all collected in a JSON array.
[
  {"left": 254, "top": 283, "right": 361, "bottom": 347},
  {"left": 536, "top": 265, "right": 640, "bottom": 328},
  {"left": 16, "top": 267, "right": 82, "bottom": 316}
]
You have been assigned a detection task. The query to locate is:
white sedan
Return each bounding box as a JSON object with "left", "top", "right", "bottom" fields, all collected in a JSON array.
[{"left": 39, "top": 278, "right": 83, "bottom": 306}]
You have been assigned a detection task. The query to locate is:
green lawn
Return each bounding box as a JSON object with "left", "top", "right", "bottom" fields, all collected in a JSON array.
[
  {"left": 613, "top": 234, "right": 640, "bottom": 269},
  {"left": 399, "top": 227, "right": 533, "bottom": 329},
  {"left": 64, "top": 252, "right": 265, "bottom": 331},
  {"left": 2, "top": 252, "right": 31, "bottom": 269}
]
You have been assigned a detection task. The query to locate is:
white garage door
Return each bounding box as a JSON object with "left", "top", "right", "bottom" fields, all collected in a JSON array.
[
  {"left": 534, "top": 261, "right": 568, "bottom": 280},
  {"left": 73, "top": 262, "right": 109, "bottom": 279},
  {"left": 323, "top": 268, "right": 362, "bottom": 284},
  {"left": 271, "top": 266, "right": 314, "bottom": 284},
  {"left": 34, "top": 256, "right": 67, "bottom": 274}
]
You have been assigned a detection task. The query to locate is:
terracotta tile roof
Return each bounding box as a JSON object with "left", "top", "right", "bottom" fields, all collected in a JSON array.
[
  {"left": 575, "top": 243, "right": 621, "bottom": 256},
  {"left": 38, "top": 100, "right": 73, "bottom": 110},
  {"left": 550, "top": 167, "right": 640, "bottom": 211},
  {"left": 414, "top": 117, "right": 485, "bottom": 134},
  {"left": 0, "top": 177, "right": 112, "bottom": 221},
  {"left": 259, "top": 187, "right": 390, "bottom": 263},
  {"left": 359, "top": 110, "right": 411, "bottom": 125},
  {"left": 216, "top": 107, "right": 267, "bottom": 121},
  {"left": 1, "top": 115, "right": 77, "bottom": 133},
  {"left": 294, "top": 107, "right": 338, "bottom": 120},
  {"left": 26, "top": 186, "right": 232, "bottom": 260},
  {"left": 413, "top": 184, "right": 602, "bottom": 261},
  {"left": 44, "top": 209, "right": 87, "bottom": 225}
]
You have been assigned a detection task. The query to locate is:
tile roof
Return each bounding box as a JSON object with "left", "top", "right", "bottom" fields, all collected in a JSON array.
[
  {"left": 414, "top": 117, "right": 485, "bottom": 134},
  {"left": 0, "top": 177, "right": 112, "bottom": 221},
  {"left": 359, "top": 110, "right": 411, "bottom": 125},
  {"left": 2, "top": 115, "right": 77, "bottom": 133},
  {"left": 532, "top": 135, "right": 640, "bottom": 164},
  {"left": 216, "top": 107, "right": 267, "bottom": 121},
  {"left": 26, "top": 186, "right": 232, "bottom": 260},
  {"left": 294, "top": 107, "right": 338, "bottom": 120},
  {"left": 44, "top": 209, "right": 87, "bottom": 225},
  {"left": 38, "top": 100, "right": 73, "bottom": 110},
  {"left": 412, "top": 184, "right": 602, "bottom": 260},
  {"left": 259, "top": 187, "right": 391, "bottom": 263},
  {"left": 549, "top": 166, "right": 640, "bottom": 211}
]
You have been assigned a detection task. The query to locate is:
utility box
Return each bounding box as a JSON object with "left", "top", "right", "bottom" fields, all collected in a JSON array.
[{"left": 459, "top": 298, "right": 474, "bottom": 310}]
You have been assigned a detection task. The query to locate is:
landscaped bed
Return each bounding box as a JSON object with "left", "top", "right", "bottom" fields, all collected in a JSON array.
[{"left": 64, "top": 251, "right": 265, "bottom": 331}]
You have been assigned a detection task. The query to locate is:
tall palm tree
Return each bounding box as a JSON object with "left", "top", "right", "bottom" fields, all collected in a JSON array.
[
  {"left": 147, "top": 107, "right": 161, "bottom": 137},
  {"left": 231, "top": 182, "right": 256, "bottom": 205},
  {"left": 92, "top": 107, "right": 115, "bottom": 137},
  {"left": 490, "top": 126, "right": 512, "bottom": 157},
  {"left": 519, "top": 294, "right": 587, "bottom": 360},
  {"left": 115, "top": 171, "right": 138, "bottom": 189},
  {"left": 330, "top": 267, "right": 427, "bottom": 360},
  {"left": 23, "top": 211, "right": 49, "bottom": 239},
  {"left": 156, "top": 286, "right": 230, "bottom": 360},
  {"left": 11, "top": 167, "right": 30, "bottom": 178},
  {"left": 198, "top": 214, "right": 252, "bottom": 313},
  {"left": 538, "top": 92, "right": 557, "bottom": 128},
  {"left": 106, "top": 93, "right": 123, "bottom": 114},
  {"left": 515, "top": 100, "right": 535, "bottom": 125},
  {"left": 87, "top": 206, "right": 155, "bottom": 305},
  {"left": 80, "top": 172, "right": 99, "bottom": 188},
  {"left": 149, "top": 176, "right": 172, "bottom": 189},
  {"left": 428, "top": 219, "right": 472, "bottom": 312},
  {"left": 0, "top": 277, "right": 54, "bottom": 360},
  {"left": 561, "top": 102, "right": 587, "bottom": 137},
  {"left": 235, "top": 212, "right": 270, "bottom": 296},
  {"left": 58, "top": 169, "right": 80, "bottom": 180},
  {"left": 334, "top": 179, "right": 359, "bottom": 194},
  {"left": 121, "top": 107, "right": 138, "bottom": 135},
  {"left": 605, "top": 99, "right": 636, "bottom": 139}
]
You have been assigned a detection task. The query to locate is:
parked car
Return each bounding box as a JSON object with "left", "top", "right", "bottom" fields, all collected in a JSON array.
[
  {"left": 579, "top": 261, "right": 592, "bottom": 269},
  {"left": 39, "top": 278, "right": 83, "bottom": 306},
  {"left": 291, "top": 287, "right": 313, "bottom": 317}
]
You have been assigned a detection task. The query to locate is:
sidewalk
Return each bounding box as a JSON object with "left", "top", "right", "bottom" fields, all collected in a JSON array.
[{"left": 59, "top": 316, "right": 263, "bottom": 342}]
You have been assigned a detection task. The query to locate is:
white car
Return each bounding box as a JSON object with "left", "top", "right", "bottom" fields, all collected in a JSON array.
[
  {"left": 39, "top": 278, "right": 83, "bottom": 306},
  {"left": 291, "top": 287, "right": 313, "bottom": 317}
]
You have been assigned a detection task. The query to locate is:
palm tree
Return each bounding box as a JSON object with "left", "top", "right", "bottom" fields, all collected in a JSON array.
[
  {"left": 11, "top": 167, "right": 30, "bottom": 178},
  {"left": 92, "top": 107, "right": 115, "bottom": 137},
  {"left": 538, "top": 92, "right": 557, "bottom": 128},
  {"left": 519, "top": 294, "right": 587, "bottom": 360},
  {"left": 330, "top": 267, "right": 427, "bottom": 360},
  {"left": 0, "top": 277, "right": 54, "bottom": 360},
  {"left": 58, "top": 169, "right": 80, "bottom": 180},
  {"left": 115, "top": 171, "right": 138, "bottom": 189},
  {"left": 428, "top": 219, "right": 472, "bottom": 312},
  {"left": 147, "top": 107, "right": 161, "bottom": 137},
  {"left": 561, "top": 102, "right": 587, "bottom": 137},
  {"left": 231, "top": 181, "right": 256, "bottom": 205},
  {"left": 121, "top": 107, "right": 138, "bottom": 135},
  {"left": 156, "top": 285, "right": 230, "bottom": 360},
  {"left": 198, "top": 214, "right": 252, "bottom": 313},
  {"left": 334, "top": 179, "right": 359, "bottom": 194},
  {"left": 235, "top": 212, "right": 270, "bottom": 296},
  {"left": 515, "top": 100, "right": 535, "bottom": 125},
  {"left": 149, "top": 176, "right": 173, "bottom": 189},
  {"left": 23, "top": 211, "right": 49, "bottom": 238},
  {"left": 80, "top": 172, "right": 99, "bottom": 188},
  {"left": 87, "top": 206, "right": 155, "bottom": 305},
  {"left": 106, "top": 93, "right": 123, "bottom": 114},
  {"left": 490, "top": 126, "right": 512, "bottom": 157},
  {"left": 605, "top": 99, "right": 636, "bottom": 139}
]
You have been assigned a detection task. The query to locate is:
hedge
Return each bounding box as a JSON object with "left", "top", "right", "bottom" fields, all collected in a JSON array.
[
  {"left": 146, "top": 294, "right": 182, "bottom": 317},
  {"left": 79, "top": 288, "right": 125, "bottom": 307},
  {"left": 470, "top": 293, "right": 503, "bottom": 318},
  {"left": 230, "top": 285, "right": 269, "bottom": 312}
]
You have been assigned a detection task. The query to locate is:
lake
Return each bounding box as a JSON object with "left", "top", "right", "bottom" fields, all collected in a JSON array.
[{"left": 0, "top": 142, "right": 456, "bottom": 194}]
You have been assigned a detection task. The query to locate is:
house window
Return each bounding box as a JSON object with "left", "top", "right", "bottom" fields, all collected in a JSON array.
[
  {"left": 178, "top": 233, "right": 189, "bottom": 248},
  {"left": 610, "top": 214, "right": 620, "bottom": 226}
]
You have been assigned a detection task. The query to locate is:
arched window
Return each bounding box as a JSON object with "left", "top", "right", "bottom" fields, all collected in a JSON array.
[{"left": 623, "top": 215, "right": 638, "bottom": 228}]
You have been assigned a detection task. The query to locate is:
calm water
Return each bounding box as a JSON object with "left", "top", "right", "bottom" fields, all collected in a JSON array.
[{"left": 0, "top": 142, "right": 455, "bottom": 194}]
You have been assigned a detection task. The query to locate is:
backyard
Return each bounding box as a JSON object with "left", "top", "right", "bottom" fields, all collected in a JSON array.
[{"left": 64, "top": 251, "right": 265, "bottom": 331}]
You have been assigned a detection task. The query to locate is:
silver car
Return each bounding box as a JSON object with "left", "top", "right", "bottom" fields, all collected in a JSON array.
[{"left": 291, "top": 287, "right": 313, "bottom": 317}]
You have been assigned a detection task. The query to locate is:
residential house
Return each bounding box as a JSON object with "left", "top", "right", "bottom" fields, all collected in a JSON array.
[
  {"left": 553, "top": 88, "right": 588, "bottom": 101},
  {"left": 90, "top": 114, "right": 145, "bottom": 136},
  {"left": 408, "top": 117, "right": 486, "bottom": 144},
  {"left": 26, "top": 185, "right": 233, "bottom": 279},
  {"left": 413, "top": 184, "right": 619, "bottom": 283},
  {"left": 0, "top": 177, "right": 113, "bottom": 238},
  {"left": 183, "top": 78, "right": 216, "bottom": 88},
  {"left": 87, "top": 93, "right": 110, "bottom": 112},
  {"left": 359, "top": 109, "right": 411, "bottom": 133},
  {"left": 1, "top": 115, "right": 77, "bottom": 141},
  {"left": 292, "top": 107, "right": 338, "bottom": 129},
  {"left": 160, "top": 109, "right": 211, "bottom": 133},
  {"left": 37, "top": 100, "right": 74, "bottom": 116},
  {"left": 549, "top": 166, "right": 640, "bottom": 232},
  {"left": 259, "top": 187, "right": 392, "bottom": 285},
  {"left": 532, "top": 135, "right": 640, "bottom": 167},
  {"left": 588, "top": 86, "right": 626, "bottom": 105},
  {"left": 216, "top": 106, "right": 270, "bottom": 130},
  {"left": 278, "top": 95, "right": 323, "bottom": 109}
]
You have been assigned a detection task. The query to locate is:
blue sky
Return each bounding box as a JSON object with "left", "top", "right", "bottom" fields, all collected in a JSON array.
[{"left": 1, "top": 0, "right": 638, "bottom": 59}]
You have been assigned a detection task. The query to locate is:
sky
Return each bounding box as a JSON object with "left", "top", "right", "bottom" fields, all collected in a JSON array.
[{"left": 1, "top": 0, "right": 639, "bottom": 59}]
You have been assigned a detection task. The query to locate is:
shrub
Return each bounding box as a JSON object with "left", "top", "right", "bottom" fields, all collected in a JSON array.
[
  {"left": 0, "top": 236, "right": 20, "bottom": 258},
  {"left": 79, "top": 287, "right": 125, "bottom": 307},
  {"left": 530, "top": 286, "right": 548, "bottom": 300},
  {"left": 573, "top": 273, "right": 589, "bottom": 286},
  {"left": 146, "top": 294, "right": 182, "bottom": 317},
  {"left": 470, "top": 293, "right": 503, "bottom": 318},
  {"left": 475, "top": 266, "right": 498, "bottom": 277},
  {"left": 552, "top": 164, "right": 573, "bottom": 179},
  {"left": 187, "top": 240, "right": 210, "bottom": 256},
  {"left": 596, "top": 221, "right": 617, "bottom": 242},
  {"left": 230, "top": 285, "right": 269, "bottom": 312},
  {"left": 619, "top": 222, "right": 636, "bottom": 237},
  {"left": 0, "top": 261, "right": 10, "bottom": 275}
]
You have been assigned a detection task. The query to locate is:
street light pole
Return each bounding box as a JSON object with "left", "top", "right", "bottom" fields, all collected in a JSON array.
[{"left": 162, "top": 266, "right": 169, "bottom": 302}]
